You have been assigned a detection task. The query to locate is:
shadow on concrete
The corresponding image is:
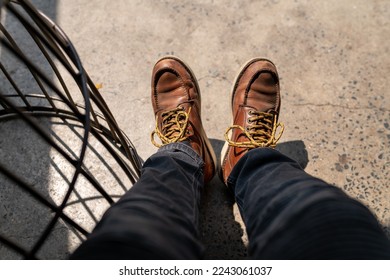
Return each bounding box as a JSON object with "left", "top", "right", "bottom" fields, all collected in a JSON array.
[
  {"left": 384, "top": 225, "right": 390, "bottom": 239},
  {"left": 199, "top": 138, "right": 246, "bottom": 259},
  {"left": 276, "top": 140, "right": 309, "bottom": 169},
  {"left": 0, "top": 115, "right": 133, "bottom": 259},
  {"left": 0, "top": 1, "right": 65, "bottom": 259},
  {"left": 200, "top": 174, "right": 247, "bottom": 259}
]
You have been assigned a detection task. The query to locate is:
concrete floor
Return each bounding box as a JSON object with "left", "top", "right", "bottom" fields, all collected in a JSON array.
[{"left": 0, "top": 0, "right": 389, "bottom": 259}]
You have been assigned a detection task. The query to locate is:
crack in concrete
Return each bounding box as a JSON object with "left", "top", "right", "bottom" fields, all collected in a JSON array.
[{"left": 292, "top": 103, "right": 390, "bottom": 112}]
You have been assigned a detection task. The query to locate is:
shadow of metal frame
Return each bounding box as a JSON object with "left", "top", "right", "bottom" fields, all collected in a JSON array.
[{"left": 0, "top": 0, "right": 141, "bottom": 259}]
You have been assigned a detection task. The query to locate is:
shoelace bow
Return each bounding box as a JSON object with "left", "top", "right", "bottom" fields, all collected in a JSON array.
[
  {"left": 151, "top": 107, "right": 192, "bottom": 147},
  {"left": 225, "top": 110, "right": 284, "bottom": 148}
]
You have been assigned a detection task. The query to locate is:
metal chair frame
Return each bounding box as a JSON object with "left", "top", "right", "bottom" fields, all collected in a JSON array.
[{"left": 0, "top": 0, "right": 141, "bottom": 259}]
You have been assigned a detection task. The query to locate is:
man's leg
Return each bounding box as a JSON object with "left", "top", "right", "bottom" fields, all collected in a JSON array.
[
  {"left": 229, "top": 148, "right": 390, "bottom": 259},
  {"left": 221, "top": 58, "right": 390, "bottom": 259},
  {"left": 73, "top": 56, "right": 216, "bottom": 259},
  {"left": 72, "top": 143, "right": 204, "bottom": 259}
]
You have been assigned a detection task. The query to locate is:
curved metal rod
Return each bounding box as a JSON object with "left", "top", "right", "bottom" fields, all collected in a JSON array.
[{"left": 0, "top": 0, "right": 141, "bottom": 259}]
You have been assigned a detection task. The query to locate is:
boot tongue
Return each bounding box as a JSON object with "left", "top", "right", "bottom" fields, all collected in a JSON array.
[
  {"left": 156, "top": 72, "right": 180, "bottom": 93},
  {"left": 246, "top": 71, "right": 278, "bottom": 110},
  {"left": 156, "top": 72, "right": 189, "bottom": 110}
]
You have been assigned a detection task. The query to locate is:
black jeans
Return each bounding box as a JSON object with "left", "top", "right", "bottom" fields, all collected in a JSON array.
[{"left": 71, "top": 143, "right": 390, "bottom": 259}]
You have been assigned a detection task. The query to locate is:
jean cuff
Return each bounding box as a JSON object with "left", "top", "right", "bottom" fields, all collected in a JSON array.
[
  {"left": 157, "top": 142, "right": 204, "bottom": 168},
  {"left": 226, "top": 147, "right": 281, "bottom": 189}
]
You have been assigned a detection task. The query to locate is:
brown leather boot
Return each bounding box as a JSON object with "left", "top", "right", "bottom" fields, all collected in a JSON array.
[
  {"left": 221, "top": 58, "right": 284, "bottom": 185},
  {"left": 151, "top": 56, "right": 216, "bottom": 183}
]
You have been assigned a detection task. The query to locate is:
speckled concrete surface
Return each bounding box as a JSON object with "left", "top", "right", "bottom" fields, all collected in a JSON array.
[{"left": 1, "top": 0, "right": 389, "bottom": 259}]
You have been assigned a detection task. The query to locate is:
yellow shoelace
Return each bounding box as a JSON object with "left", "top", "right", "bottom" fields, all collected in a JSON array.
[
  {"left": 151, "top": 107, "right": 192, "bottom": 148},
  {"left": 224, "top": 110, "right": 284, "bottom": 148}
]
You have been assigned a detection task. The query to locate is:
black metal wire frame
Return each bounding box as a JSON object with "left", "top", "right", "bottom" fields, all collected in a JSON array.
[{"left": 0, "top": 0, "right": 142, "bottom": 259}]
